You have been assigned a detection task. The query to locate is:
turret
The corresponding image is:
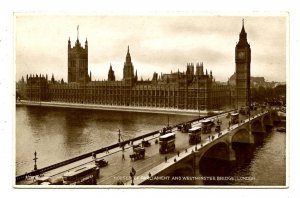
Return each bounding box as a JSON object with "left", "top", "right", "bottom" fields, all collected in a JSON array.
[
  {"left": 68, "top": 37, "right": 71, "bottom": 49},
  {"left": 200, "top": 62, "right": 204, "bottom": 76},
  {"left": 152, "top": 72, "right": 158, "bottom": 82},
  {"left": 51, "top": 74, "right": 55, "bottom": 83},
  {"left": 85, "top": 38, "right": 88, "bottom": 50},
  {"left": 135, "top": 69, "right": 138, "bottom": 81},
  {"left": 123, "top": 46, "right": 135, "bottom": 84},
  {"left": 108, "top": 64, "right": 116, "bottom": 81}
]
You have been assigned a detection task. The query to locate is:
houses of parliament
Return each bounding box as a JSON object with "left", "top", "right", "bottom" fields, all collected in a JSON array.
[{"left": 17, "top": 22, "right": 251, "bottom": 111}]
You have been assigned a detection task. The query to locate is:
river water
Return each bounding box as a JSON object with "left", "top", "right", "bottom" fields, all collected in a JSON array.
[{"left": 15, "top": 106, "right": 286, "bottom": 186}]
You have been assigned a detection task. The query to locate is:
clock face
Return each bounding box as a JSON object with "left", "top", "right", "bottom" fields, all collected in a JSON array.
[{"left": 238, "top": 51, "right": 245, "bottom": 59}]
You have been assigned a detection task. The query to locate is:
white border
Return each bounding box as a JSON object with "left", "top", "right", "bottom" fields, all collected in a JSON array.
[{"left": 1, "top": 0, "right": 299, "bottom": 197}]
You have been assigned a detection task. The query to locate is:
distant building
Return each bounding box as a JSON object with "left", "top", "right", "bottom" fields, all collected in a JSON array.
[
  {"left": 229, "top": 73, "right": 265, "bottom": 87},
  {"left": 229, "top": 73, "right": 285, "bottom": 89}
]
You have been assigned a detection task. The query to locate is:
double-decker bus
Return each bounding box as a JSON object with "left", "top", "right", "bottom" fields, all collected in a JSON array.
[
  {"left": 160, "top": 126, "right": 172, "bottom": 136},
  {"left": 230, "top": 112, "right": 239, "bottom": 124},
  {"left": 201, "top": 119, "right": 214, "bottom": 134},
  {"left": 159, "top": 132, "right": 176, "bottom": 154},
  {"left": 62, "top": 164, "right": 99, "bottom": 185},
  {"left": 188, "top": 126, "right": 201, "bottom": 145}
]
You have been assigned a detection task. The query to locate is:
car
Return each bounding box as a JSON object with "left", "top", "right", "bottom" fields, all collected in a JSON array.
[
  {"left": 215, "top": 125, "right": 221, "bottom": 133},
  {"left": 95, "top": 159, "right": 108, "bottom": 168},
  {"left": 142, "top": 140, "right": 151, "bottom": 147}
]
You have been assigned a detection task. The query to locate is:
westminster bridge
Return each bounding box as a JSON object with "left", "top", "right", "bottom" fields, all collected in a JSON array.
[
  {"left": 127, "top": 110, "right": 277, "bottom": 185},
  {"left": 16, "top": 107, "right": 281, "bottom": 186}
]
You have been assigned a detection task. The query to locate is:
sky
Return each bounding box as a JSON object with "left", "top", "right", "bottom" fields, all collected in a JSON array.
[{"left": 15, "top": 15, "right": 287, "bottom": 82}]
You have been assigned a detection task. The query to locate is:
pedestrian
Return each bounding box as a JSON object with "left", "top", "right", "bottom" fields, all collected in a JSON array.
[
  {"left": 165, "top": 156, "right": 167, "bottom": 162},
  {"left": 122, "top": 153, "right": 125, "bottom": 160},
  {"left": 148, "top": 172, "right": 151, "bottom": 177},
  {"left": 131, "top": 167, "right": 136, "bottom": 175},
  {"left": 177, "top": 151, "right": 180, "bottom": 157}
]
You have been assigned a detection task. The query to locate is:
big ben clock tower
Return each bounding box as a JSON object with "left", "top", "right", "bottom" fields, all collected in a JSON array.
[{"left": 235, "top": 20, "right": 251, "bottom": 108}]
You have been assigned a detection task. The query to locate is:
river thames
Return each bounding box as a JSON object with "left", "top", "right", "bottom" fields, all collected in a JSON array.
[{"left": 15, "top": 106, "right": 286, "bottom": 186}]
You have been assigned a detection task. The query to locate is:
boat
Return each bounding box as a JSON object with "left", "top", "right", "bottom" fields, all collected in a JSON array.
[{"left": 276, "top": 127, "right": 286, "bottom": 132}]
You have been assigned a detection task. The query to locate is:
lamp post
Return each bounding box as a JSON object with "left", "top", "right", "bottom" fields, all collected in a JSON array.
[
  {"left": 130, "top": 167, "right": 136, "bottom": 185},
  {"left": 33, "top": 151, "right": 38, "bottom": 171},
  {"left": 167, "top": 115, "right": 169, "bottom": 127}
]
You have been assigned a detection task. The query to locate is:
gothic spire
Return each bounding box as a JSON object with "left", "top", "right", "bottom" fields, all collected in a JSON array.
[
  {"left": 126, "top": 45, "right": 131, "bottom": 63},
  {"left": 240, "top": 18, "right": 246, "bottom": 36},
  {"left": 237, "top": 19, "right": 249, "bottom": 47},
  {"left": 77, "top": 25, "right": 79, "bottom": 41},
  {"left": 68, "top": 37, "right": 71, "bottom": 47}
]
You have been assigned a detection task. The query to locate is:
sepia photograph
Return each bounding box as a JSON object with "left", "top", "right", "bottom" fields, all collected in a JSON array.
[{"left": 14, "top": 14, "right": 287, "bottom": 188}]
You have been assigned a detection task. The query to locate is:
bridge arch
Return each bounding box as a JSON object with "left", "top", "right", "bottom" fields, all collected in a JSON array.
[
  {"left": 251, "top": 119, "right": 265, "bottom": 133},
  {"left": 199, "top": 142, "right": 231, "bottom": 162},
  {"left": 271, "top": 110, "right": 278, "bottom": 119},
  {"left": 231, "top": 128, "right": 250, "bottom": 143},
  {"left": 262, "top": 113, "right": 273, "bottom": 127}
]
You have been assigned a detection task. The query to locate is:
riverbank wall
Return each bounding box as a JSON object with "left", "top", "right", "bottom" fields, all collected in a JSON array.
[{"left": 16, "top": 100, "right": 227, "bottom": 116}]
